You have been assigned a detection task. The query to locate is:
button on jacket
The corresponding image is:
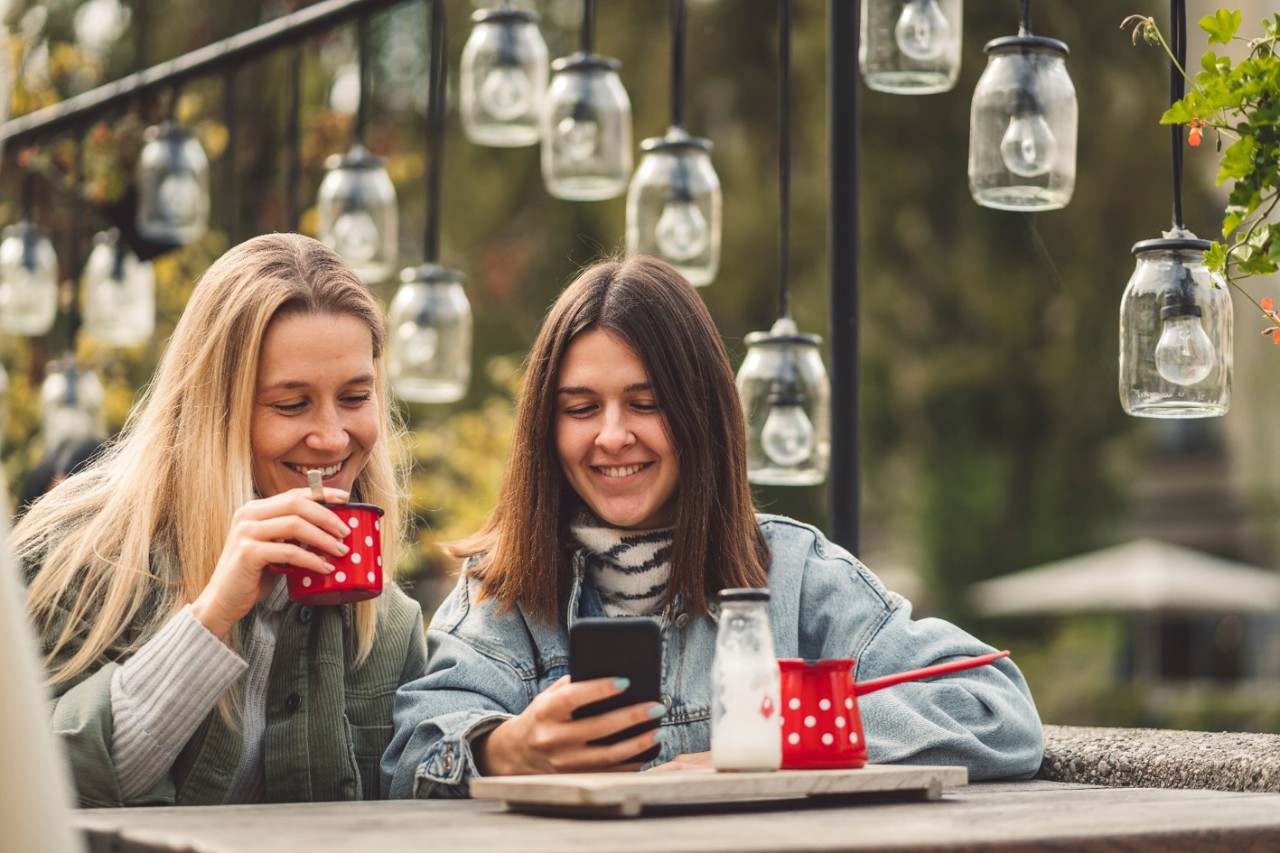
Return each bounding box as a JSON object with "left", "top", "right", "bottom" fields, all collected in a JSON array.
[{"left": 383, "top": 515, "right": 1044, "bottom": 798}]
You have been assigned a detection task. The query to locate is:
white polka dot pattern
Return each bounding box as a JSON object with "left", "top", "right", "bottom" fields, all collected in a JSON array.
[{"left": 779, "top": 660, "right": 868, "bottom": 770}]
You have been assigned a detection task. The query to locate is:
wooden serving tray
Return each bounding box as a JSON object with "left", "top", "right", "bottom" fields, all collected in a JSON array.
[{"left": 469, "top": 764, "right": 968, "bottom": 818}]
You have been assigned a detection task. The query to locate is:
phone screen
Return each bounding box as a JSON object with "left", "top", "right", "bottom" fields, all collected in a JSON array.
[{"left": 569, "top": 617, "right": 662, "bottom": 762}]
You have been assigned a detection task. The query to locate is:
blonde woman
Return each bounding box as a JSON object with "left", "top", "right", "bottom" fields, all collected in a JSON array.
[{"left": 15, "top": 233, "right": 426, "bottom": 806}]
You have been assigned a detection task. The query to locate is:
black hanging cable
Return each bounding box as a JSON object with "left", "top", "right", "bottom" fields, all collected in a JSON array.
[
  {"left": 670, "top": 0, "right": 686, "bottom": 129},
  {"left": 287, "top": 46, "right": 302, "bottom": 229},
  {"left": 223, "top": 71, "right": 239, "bottom": 240},
  {"left": 1018, "top": 0, "right": 1032, "bottom": 36},
  {"left": 21, "top": 168, "right": 37, "bottom": 270},
  {"left": 1169, "top": 0, "right": 1187, "bottom": 231},
  {"left": 21, "top": 168, "right": 34, "bottom": 221},
  {"left": 580, "top": 0, "right": 594, "bottom": 56},
  {"left": 357, "top": 14, "right": 371, "bottom": 144},
  {"left": 424, "top": 0, "right": 446, "bottom": 264},
  {"left": 777, "top": 0, "right": 791, "bottom": 321},
  {"left": 67, "top": 133, "right": 84, "bottom": 354}
]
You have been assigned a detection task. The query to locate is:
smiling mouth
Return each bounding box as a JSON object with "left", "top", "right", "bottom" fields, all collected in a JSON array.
[
  {"left": 286, "top": 461, "right": 344, "bottom": 478},
  {"left": 595, "top": 463, "right": 649, "bottom": 478}
]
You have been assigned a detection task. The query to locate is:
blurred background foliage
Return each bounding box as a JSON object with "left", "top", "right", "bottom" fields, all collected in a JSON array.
[{"left": 2, "top": 0, "right": 1278, "bottom": 730}]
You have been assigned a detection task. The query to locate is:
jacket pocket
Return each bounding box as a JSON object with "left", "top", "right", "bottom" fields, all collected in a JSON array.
[{"left": 349, "top": 722, "right": 394, "bottom": 799}]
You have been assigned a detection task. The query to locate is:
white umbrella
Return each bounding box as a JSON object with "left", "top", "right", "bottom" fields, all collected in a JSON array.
[{"left": 970, "top": 538, "right": 1280, "bottom": 617}]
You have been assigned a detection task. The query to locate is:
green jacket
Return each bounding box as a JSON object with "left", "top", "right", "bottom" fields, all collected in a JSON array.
[{"left": 39, "top": 556, "right": 426, "bottom": 807}]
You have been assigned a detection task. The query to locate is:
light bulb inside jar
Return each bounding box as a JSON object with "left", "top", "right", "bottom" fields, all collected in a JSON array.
[
  {"left": 761, "top": 402, "right": 814, "bottom": 467},
  {"left": 332, "top": 210, "right": 380, "bottom": 264},
  {"left": 396, "top": 321, "right": 439, "bottom": 366},
  {"left": 479, "top": 65, "right": 534, "bottom": 121},
  {"left": 1154, "top": 295, "right": 1215, "bottom": 386},
  {"left": 156, "top": 172, "right": 203, "bottom": 225},
  {"left": 655, "top": 200, "right": 709, "bottom": 262},
  {"left": 999, "top": 113, "right": 1057, "bottom": 178},
  {"left": 556, "top": 115, "right": 599, "bottom": 163},
  {"left": 894, "top": 0, "right": 951, "bottom": 62}
]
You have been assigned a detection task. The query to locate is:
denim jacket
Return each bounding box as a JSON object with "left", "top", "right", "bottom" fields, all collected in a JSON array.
[{"left": 382, "top": 515, "right": 1043, "bottom": 798}]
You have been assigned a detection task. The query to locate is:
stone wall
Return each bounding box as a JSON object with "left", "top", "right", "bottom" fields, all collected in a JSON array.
[{"left": 1037, "top": 724, "right": 1280, "bottom": 793}]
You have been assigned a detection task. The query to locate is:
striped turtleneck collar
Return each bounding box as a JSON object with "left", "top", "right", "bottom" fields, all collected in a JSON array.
[{"left": 569, "top": 511, "right": 674, "bottom": 617}]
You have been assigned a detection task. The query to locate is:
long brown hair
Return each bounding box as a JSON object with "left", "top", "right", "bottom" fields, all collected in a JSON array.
[
  {"left": 450, "top": 255, "right": 769, "bottom": 624},
  {"left": 16, "top": 233, "right": 408, "bottom": 691}
]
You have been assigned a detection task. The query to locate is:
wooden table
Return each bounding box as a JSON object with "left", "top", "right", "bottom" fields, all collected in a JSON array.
[{"left": 72, "top": 780, "right": 1280, "bottom": 852}]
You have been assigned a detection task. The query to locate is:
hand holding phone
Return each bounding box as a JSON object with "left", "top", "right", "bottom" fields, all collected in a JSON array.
[{"left": 570, "top": 617, "right": 663, "bottom": 763}]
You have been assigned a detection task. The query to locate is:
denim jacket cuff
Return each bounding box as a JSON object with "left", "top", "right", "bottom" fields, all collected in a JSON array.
[{"left": 412, "top": 712, "right": 511, "bottom": 799}]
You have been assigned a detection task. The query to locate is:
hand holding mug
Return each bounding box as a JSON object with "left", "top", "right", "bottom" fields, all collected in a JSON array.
[{"left": 190, "top": 487, "right": 353, "bottom": 638}]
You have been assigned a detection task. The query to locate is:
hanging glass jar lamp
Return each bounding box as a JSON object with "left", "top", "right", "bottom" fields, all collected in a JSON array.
[
  {"left": 626, "top": 129, "right": 721, "bottom": 287},
  {"left": 387, "top": 263, "right": 472, "bottom": 403},
  {"left": 135, "top": 122, "right": 210, "bottom": 245},
  {"left": 625, "top": 0, "right": 721, "bottom": 286},
  {"left": 316, "top": 144, "right": 399, "bottom": 285},
  {"left": 460, "top": 4, "right": 548, "bottom": 147},
  {"left": 386, "top": 0, "right": 471, "bottom": 405},
  {"left": 82, "top": 229, "right": 155, "bottom": 348},
  {"left": 542, "top": 53, "right": 633, "bottom": 201},
  {"left": 1120, "top": 231, "right": 1231, "bottom": 417},
  {"left": 0, "top": 221, "right": 59, "bottom": 336},
  {"left": 737, "top": 317, "right": 831, "bottom": 486},
  {"left": 969, "top": 29, "right": 1076, "bottom": 210},
  {"left": 40, "top": 356, "right": 107, "bottom": 451},
  {"left": 860, "top": 0, "right": 963, "bottom": 95}
]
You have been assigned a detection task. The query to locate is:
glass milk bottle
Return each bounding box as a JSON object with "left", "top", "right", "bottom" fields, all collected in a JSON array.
[{"left": 711, "top": 588, "right": 781, "bottom": 771}]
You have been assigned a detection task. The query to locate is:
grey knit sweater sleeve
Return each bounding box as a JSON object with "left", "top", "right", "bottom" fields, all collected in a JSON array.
[{"left": 109, "top": 607, "right": 246, "bottom": 800}]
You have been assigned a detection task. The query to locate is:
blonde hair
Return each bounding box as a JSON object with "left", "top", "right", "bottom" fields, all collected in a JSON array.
[{"left": 15, "top": 233, "right": 407, "bottom": 694}]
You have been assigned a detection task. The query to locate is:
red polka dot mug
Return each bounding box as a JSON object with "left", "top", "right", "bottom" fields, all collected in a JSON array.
[
  {"left": 778, "top": 650, "right": 1010, "bottom": 770},
  {"left": 271, "top": 502, "right": 385, "bottom": 606}
]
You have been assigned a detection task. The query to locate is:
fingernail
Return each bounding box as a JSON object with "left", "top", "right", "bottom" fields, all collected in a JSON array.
[
  {"left": 613, "top": 677, "right": 631, "bottom": 690},
  {"left": 647, "top": 704, "right": 668, "bottom": 718},
  {"left": 651, "top": 729, "right": 669, "bottom": 744},
  {"left": 323, "top": 561, "right": 336, "bottom": 573},
  {"left": 335, "top": 542, "right": 350, "bottom": 555},
  {"left": 338, "top": 525, "right": 351, "bottom": 537}
]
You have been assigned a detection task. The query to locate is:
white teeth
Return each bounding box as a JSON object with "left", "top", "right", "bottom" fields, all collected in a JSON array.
[
  {"left": 290, "top": 462, "right": 342, "bottom": 477},
  {"left": 599, "top": 464, "right": 644, "bottom": 478}
]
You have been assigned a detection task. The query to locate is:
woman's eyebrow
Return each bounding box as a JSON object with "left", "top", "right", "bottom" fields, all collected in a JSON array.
[
  {"left": 259, "top": 373, "right": 377, "bottom": 392},
  {"left": 556, "top": 381, "right": 652, "bottom": 395}
]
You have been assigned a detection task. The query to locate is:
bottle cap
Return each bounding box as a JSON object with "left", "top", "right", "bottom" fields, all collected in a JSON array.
[{"left": 718, "top": 588, "right": 770, "bottom": 602}]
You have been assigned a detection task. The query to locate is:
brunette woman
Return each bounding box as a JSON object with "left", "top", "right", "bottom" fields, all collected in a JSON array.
[{"left": 383, "top": 256, "right": 1041, "bottom": 798}]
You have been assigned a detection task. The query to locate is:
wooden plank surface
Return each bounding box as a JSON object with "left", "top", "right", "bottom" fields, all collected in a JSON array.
[
  {"left": 71, "top": 781, "right": 1280, "bottom": 853},
  {"left": 469, "top": 764, "right": 967, "bottom": 817}
]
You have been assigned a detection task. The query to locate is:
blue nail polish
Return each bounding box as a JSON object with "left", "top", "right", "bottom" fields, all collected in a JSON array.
[
  {"left": 647, "top": 704, "right": 668, "bottom": 718},
  {"left": 613, "top": 677, "right": 631, "bottom": 690},
  {"left": 651, "top": 729, "right": 669, "bottom": 744}
]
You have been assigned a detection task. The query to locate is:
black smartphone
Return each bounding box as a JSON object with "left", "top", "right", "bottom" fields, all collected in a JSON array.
[{"left": 569, "top": 617, "right": 663, "bottom": 763}]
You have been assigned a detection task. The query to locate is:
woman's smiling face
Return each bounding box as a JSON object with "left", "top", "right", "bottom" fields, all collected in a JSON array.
[
  {"left": 250, "top": 311, "right": 380, "bottom": 498},
  {"left": 554, "top": 328, "right": 679, "bottom": 530}
]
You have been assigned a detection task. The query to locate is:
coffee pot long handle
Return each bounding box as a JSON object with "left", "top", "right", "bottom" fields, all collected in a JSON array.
[{"left": 852, "top": 650, "right": 1011, "bottom": 697}]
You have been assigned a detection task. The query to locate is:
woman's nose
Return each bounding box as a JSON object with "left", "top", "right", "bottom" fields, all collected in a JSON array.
[
  {"left": 306, "top": 409, "right": 349, "bottom": 451},
  {"left": 595, "top": 411, "right": 635, "bottom": 452}
]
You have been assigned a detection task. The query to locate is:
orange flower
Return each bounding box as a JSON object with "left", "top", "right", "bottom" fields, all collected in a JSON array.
[
  {"left": 1262, "top": 297, "right": 1275, "bottom": 311},
  {"left": 1186, "top": 115, "right": 1205, "bottom": 147},
  {"left": 1271, "top": 329, "right": 1280, "bottom": 345}
]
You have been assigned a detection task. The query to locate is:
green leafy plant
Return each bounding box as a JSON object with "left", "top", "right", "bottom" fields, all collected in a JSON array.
[{"left": 1123, "top": 10, "right": 1280, "bottom": 330}]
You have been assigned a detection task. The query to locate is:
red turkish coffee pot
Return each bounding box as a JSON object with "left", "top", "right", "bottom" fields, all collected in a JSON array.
[{"left": 777, "top": 650, "right": 1010, "bottom": 770}]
